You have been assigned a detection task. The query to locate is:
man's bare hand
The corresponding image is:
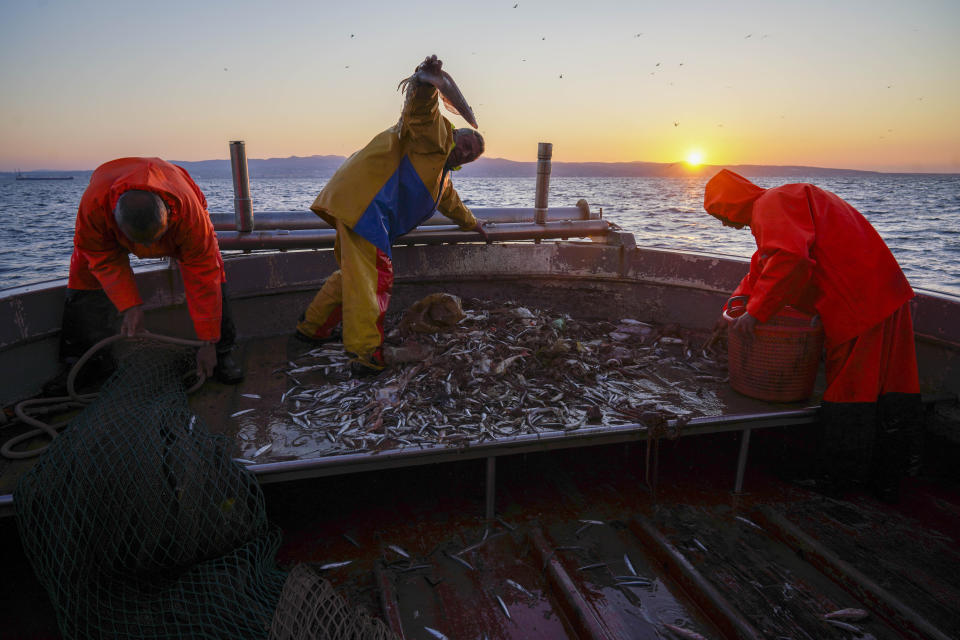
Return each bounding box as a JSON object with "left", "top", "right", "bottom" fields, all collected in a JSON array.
[
  {"left": 472, "top": 221, "right": 490, "bottom": 242},
  {"left": 196, "top": 342, "right": 217, "bottom": 379},
  {"left": 120, "top": 305, "right": 144, "bottom": 336},
  {"left": 417, "top": 55, "right": 442, "bottom": 74}
]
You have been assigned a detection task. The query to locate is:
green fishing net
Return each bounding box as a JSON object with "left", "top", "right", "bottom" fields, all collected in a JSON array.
[
  {"left": 15, "top": 342, "right": 400, "bottom": 640},
  {"left": 14, "top": 343, "right": 286, "bottom": 639}
]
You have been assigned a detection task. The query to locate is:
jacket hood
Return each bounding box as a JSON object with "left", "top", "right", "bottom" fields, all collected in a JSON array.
[{"left": 703, "top": 169, "right": 766, "bottom": 225}]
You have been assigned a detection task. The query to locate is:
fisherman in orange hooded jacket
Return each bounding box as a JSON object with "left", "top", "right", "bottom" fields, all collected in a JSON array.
[
  {"left": 55, "top": 157, "right": 243, "bottom": 387},
  {"left": 703, "top": 169, "right": 920, "bottom": 501}
]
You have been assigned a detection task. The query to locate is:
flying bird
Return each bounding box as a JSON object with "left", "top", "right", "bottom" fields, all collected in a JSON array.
[
  {"left": 513, "top": 2, "right": 518, "bottom": 7},
  {"left": 559, "top": 74, "right": 563, "bottom": 79},
  {"left": 673, "top": 121, "right": 679, "bottom": 127},
  {"left": 745, "top": 34, "right": 752, "bottom": 39}
]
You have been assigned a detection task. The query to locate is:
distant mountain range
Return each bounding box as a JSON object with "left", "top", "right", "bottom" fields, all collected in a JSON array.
[
  {"left": 169, "top": 155, "right": 891, "bottom": 179},
  {"left": 5, "top": 155, "right": 955, "bottom": 179}
]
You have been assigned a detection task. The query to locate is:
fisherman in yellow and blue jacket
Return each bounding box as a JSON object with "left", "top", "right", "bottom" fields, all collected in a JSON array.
[{"left": 296, "top": 55, "right": 488, "bottom": 376}]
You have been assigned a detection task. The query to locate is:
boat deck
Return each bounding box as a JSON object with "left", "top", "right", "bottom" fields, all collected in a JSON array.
[{"left": 4, "top": 426, "right": 959, "bottom": 639}]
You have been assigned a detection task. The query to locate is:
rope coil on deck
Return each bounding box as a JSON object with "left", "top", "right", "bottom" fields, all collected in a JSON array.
[{"left": 3, "top": 332, "right": 206, "bottom": 460}]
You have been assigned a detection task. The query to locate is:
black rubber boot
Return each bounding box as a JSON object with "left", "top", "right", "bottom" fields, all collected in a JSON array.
[{"left": 214, "top": 348, "right": 244, "bottom": 384}]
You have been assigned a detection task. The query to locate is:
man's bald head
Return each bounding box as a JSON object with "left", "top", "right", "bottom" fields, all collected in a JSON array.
[{"left": 114, "top": 190, "right": 168, "bottom": 245}]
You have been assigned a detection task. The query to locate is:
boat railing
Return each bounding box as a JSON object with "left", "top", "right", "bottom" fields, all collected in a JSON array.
[{"left": 214, "top": 141, "right": 623, "bottom": 251}]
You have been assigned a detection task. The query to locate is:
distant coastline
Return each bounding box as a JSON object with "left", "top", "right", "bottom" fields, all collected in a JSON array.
[{"left": 3, "top": 156, "right": 958, "bottom": 180}]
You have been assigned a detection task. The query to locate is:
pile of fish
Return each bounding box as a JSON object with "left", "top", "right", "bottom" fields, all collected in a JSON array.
[{"left": 274, "top": 298, "right": 728, "bottom": 457}]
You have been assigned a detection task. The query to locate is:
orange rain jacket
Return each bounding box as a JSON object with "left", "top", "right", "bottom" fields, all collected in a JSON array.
[
  {"left": 68, "top": 157, "right": 225, "bottom": 341},
  {"left": 704, "top": 169, "right": 913, "bottom": 346}
]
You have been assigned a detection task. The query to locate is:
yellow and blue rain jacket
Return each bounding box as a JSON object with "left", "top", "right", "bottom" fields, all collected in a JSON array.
[{"left": 310, "top": 83, "right": 477, "bottom": 256}]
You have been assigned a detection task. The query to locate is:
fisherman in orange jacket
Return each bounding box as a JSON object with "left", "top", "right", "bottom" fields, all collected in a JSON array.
[
  {"left": 704, "top": 169, "right": 920, "bottom": 501},
  {"left": 296, "top": 55, "right": 487, "bottom": 376},
  {"left": 55, "top": 157, "right": 243, "bottom": 387}
]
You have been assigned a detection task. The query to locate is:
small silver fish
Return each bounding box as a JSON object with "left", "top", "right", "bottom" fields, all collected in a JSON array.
[
  {"left": 423, "top": 626, "right": 449, "bottom": 640},
  {"left": 663, "top": 622, "right": 708, "bottom": 640},
  {"left": 624, "top": 553, "right": 637, "bottom": 576},
  {"left": 319, "top": 560, "right": 352, "bottom": 570},
  {"left": 231, "top": 408, "right": 255, "bottom": 418},
  {"left": 252, "top": 443, "right": 272, "bottom": 458},
  {"left": 579, "top": 519, "right": 605, "bottom": 525},
  {"left": 495, "top": 595, "right": 511, "bottom": 619},
  {"left": 822, "top": 608, "right": 869, "bottom": 621},
  {"left": 824, "top": 619, "right": 862, "bottom": 633},
  {"left": 577, "top": 563, "right": 607, "bottom": 571},
  {"left": 241, "top": 393, "right": 261, "bottom": 399},
  {"left": 693, "top": 538, "right": 708, "bottom": 553},
  {"left": 388, "top": 544, "right": 410, "bottom": 558},
  {"left": 735, "top": 515, "right": 762, "bottom": 530},
  {"left": 506, "top": 579, "right": 534, "bottom": 599}
]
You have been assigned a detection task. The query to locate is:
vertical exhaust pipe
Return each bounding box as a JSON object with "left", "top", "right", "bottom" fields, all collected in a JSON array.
[
  {"left": 534, "top": 142, "right": 552, "bottom": 225},
  {"left": 229, "top": 140, "right": 254, "bottom": 232}
]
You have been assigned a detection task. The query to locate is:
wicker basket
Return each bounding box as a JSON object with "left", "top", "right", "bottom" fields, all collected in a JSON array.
[{"left": 724, "top": 296, "right": 824, "bottom": 403}]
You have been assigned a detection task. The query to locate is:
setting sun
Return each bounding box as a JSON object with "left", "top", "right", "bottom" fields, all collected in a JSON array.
[{"left": 686, "top": 150, "right": 705, "bottom": 166}]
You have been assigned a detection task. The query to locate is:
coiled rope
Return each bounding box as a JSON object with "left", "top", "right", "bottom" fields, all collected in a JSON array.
[{"left": 2, "top": 332, "right": 206, "bottom": 460}]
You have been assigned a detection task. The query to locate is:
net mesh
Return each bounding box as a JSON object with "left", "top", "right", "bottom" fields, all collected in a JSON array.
[
  {"left": 268, "top": 564, "right": 399, "bottom": 640},
  {"left": 15, "top": 342, "right": 287, "bottom": 639}
]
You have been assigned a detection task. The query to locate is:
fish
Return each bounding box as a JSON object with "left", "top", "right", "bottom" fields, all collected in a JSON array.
[
  {"left": 624, "top": 553, "right": 637, "bottom": 576},
  {"left": 824, "top": 619, "right": 863, "bottom": 633},
  {"left": 241, "top": 393, "right": 261, "bottom": 399},
  {"left": 252, "top": 443, "right": 272, "bottom": 458},
  {"left": 506, "top": 579, "right": 535, "bottom": 599},
  {"left": 423, "top": 627, "right": 449, "bottom": 640},
  {"left": 822, "top": 608, "right": 869, "bottom": 621},
  {"left": 447, "top": 552, "right": 475, "bottom": 571},
  {"left": 663, "top": 623, "right": 708, "bottom": 639},
  {"left": 735, "top": 515, "right": 762, "bottom": 530},
  {"left": 404, "top": 66, "right": 479, "bottom": 128},
  {"left": 577, "top": 563, "right": 607, "bottom": 571},
  {"left": 319, "top": 560, "right": 352, "bottom": 570},
  {"left": 230, "top": 408, "right": 255, "bottom": 418},
  {"left": 495, "top": 595, "right": 511, "bottom": 619}
]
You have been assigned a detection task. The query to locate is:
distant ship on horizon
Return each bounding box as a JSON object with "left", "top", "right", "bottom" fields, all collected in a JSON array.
[{"left": 15, "top": 169, "right": 73, "bottom": 181}]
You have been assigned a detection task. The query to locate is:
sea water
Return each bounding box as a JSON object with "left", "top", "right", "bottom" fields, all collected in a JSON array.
[{"left": 1, "top": 174, "right": 958, "bottom": 296}]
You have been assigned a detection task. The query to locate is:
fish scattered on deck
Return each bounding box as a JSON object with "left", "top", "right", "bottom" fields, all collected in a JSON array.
[
  {"left": 735, "top": 515, "right": 762, "bottom": 530},
  {"left": 824, "top": 619, "right": 863, "bottom": 633},
  {"left": 230, "top": 408, "right": 255, "bottom": 418},
  {"left": 388, "top": 544, "right": 410, "bottom": 558},
  {"left": 495, "top": 594, "right": 511, "bottom": 619},
  {"left": 423, "top": 626, "right": 449, "bottom": 640},
  {"left": 506, "top": 579, "right": 535, "bottom": 599},
  {"left": 240, "top": 393, "right": 261, "bottom": 399},
  {"left": 624, "top": 553, "right": 637, "bottom": 576},
  {"left": 319, "top": 560, "right": 352, "bottom": 570},
  {"left": 663, "top": 622, "right": 708, "bottom": 639},
  {"left": 822, "top": 608, "right": 869, "bottom": 621},
  {"left": 252, "top": 443, "right": 272, "bottom": 458}
]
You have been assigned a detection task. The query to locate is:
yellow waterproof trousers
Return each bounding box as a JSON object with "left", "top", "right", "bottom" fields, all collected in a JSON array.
[{"left": 297, "top": 219, "right": 393, "bottom": 366}]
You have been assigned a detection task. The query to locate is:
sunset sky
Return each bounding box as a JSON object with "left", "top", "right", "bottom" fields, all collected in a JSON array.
[{"left": 1, "top": 1, "right": 958, "bottom": 173}]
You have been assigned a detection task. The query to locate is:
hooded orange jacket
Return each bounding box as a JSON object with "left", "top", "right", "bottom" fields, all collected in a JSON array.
[
  {"left": 68, "top": 157, "right": 225, "bottom": 341},
  {"left": 704, "top": 169, "right": 913, "bottom": 345}
]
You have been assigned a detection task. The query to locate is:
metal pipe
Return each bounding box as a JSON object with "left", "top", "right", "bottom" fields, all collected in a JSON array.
[
  {"left": 210, "top": 206, "right": 592, "bottom": 231},
  {"left": 534, "top": 142, "right": 553, "bottom": 225},
  {"left": 215, "top": 220, "right": 613, "bottom": 250},
  {"left": 229, "top": 141, "right": 254, "bottom": 232}
]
